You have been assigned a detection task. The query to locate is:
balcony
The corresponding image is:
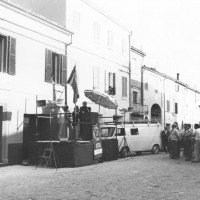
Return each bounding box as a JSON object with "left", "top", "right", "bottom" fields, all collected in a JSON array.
[{"left": 128, "top": 104, "right": 148, "bottom": 115}]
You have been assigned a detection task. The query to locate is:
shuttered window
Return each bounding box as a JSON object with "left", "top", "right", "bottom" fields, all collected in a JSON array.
[
  {"left": 8, "top": 37, "right": 16, "bottom": 75},
  {"left": 175, "top": 103, "right": 178, "bottom": 114},
  {"left": 0, "top": 34, "right": 16, "bottom": 75},
  {"left": 61, "top": 55, "right": 67, "bottom": 86},
  {"left": 167, "top": 100, "right": 170, "bottom": 112},
  {"left": 45, "top": 49, "right": 67, "bottom": 86},
  {"left": 122, "top": 76, "right": 127, "bottom": 98}
]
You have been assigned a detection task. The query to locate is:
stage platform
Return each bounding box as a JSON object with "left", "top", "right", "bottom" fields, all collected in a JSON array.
[{"left": 25, "top": 140, "right": 96, "bottom": 168}]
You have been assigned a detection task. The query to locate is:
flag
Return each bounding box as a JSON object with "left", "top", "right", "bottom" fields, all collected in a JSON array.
[{"left": 67, "top": 65, "right": 79, "bottom": 103}]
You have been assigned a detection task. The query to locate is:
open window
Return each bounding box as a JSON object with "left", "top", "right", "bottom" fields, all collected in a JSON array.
[
  {"left": 100, "top": 127, "right": 115, "bottom": 137},
  {"left": 117, "top": 128, "right": 125, "bottom": 136},
  {"left": 108, "top": 72, "right": 116, "bottom": 95},
  {"left": 45, "top": 49, "right": 67, "bottom": 85},
  {"left": 131, "top": 128, "right": 139, "bottom": 135}
]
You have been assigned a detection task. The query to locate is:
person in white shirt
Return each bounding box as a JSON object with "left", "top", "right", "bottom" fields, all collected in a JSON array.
[{"left": 192, "top": 124, "right": 200, "bottom": 162}]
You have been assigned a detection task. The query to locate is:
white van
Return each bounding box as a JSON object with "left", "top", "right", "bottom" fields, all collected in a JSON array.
[{"left": 100, "top": 121, "right": 163, "bottom": 157}]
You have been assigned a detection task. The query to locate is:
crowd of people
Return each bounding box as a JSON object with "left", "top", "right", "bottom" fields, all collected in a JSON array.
[
  {"left": 161, "top": 122, "right": 200, "bottom": 162},
  {"left": 57, "top": 101, "right": 91, "bottom": 141}
]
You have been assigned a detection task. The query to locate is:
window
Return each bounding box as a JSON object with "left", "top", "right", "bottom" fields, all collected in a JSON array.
[
  {"left": 0, "top": 34, "right": 16, "bottom": 75},
  {"left": 93, "top": 66, "right": 99, "bottom": 89},
  {"left": 100, "top": 127, "right": 115, "bottom": 137},
  {"left": 117, "top": 128, "right": 125, "bottom": 136},
  {"left": 175, "top": 103, "right": 178, "bottom": 114},
  {"left": 133, "top": 91, "right": 138, "bottom": 104},
  {"left": 144, "top": 82, "right": 148, "bottom": 90},
  {"left": 167, "top": 100, "right": 170, "bottom": 112},
  {"left": 45, "top": 49, "right": 67, "bottom": 85},
  {"left": 108, "top": 72, "right": 116, "bottom": 95},
  {"left": 122, "top": 76, "right": 127, "bottom": 98},
  {"left": 94, "top": 22, "right": 100, "bottom": 41},
  {"left": 131, "top": 128, "right": 139, "bottom": 135},
  {"left": 107, "top": 31, "right": 113, "bottom": 49}
]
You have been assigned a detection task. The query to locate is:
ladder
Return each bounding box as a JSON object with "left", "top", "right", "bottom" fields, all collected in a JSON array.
[{"left": 36, "top": 143, "right": 58, "bottom": 169}]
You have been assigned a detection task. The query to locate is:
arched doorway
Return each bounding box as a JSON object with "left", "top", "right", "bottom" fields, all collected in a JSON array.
[{"left": 151, "top": 104, "right": 161, "bottom": 123}]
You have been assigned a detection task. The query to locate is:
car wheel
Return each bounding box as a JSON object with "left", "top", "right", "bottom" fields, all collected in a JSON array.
[
  {"left": 121, "top": 147, "right": 129, "bottom": 158},
  {"left": 152, "top": 145, "right": 159, "bottom": 154},
  {"left": 135, "top": 151, "right": 142, "bottom": 155}
]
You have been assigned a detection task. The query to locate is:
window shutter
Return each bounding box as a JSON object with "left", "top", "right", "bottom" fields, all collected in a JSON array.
[
  {"left": 122, "top": 77, "right": 124, "bottom": 97},
  {"left": 8, "top": 37, "right": 16, "bottom": 75},
  {"left": 61, "top": 54, "right": 67, "bottom": 86},
  {"left": 122, "top": 77, "right": 127, "bottom": 97},
  {"left": 45, "top": 49, "right": 53, "bottom": 83},
  {"left": 113, "top": 73, "right": 116, "bottom": 95}
]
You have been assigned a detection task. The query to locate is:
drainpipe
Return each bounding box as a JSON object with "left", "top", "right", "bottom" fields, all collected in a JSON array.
[
  {"left": 141, "top": 66, "right": 144, "bottom": 106},
  {"left": 129, "top": 31, "right": 132, "bottom": 108},
  {"left": 65, "top": 34, "right": 73, "bottom": 106}
]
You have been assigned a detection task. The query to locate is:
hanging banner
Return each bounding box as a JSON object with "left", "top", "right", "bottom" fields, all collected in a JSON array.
[{"left": 92, "top": 125, "right": 102, "bottom": 159}]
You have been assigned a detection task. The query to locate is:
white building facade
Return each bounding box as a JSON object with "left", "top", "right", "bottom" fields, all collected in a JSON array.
[
  {"left": 11, "top": 0, "right": 132, "bottom": 119},
  {"left": 0, "top": 0, "right": 72, "bottom": 164},
  {"left": 142, "top": 66, "right": 200, "bottom": 128},
  {"left": 65, "top": 0, "right": 131, "bottom": 117}
]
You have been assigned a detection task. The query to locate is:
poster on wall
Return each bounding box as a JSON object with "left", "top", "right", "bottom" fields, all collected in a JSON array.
[{"left": 92, "top": 125, "right": 102, "bottom": 159}]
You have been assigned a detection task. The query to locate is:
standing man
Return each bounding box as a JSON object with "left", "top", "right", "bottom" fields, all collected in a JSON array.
[
  {"left": 192, "top": 124, "right": 200, "bottom": 162},
  {"left": 79, "top": 101, "right": 91, "bottom": 140},
  {"left": 170, "top": 124, "right": 180, "bottom": 159},
  {"left": 72, "top": 106, "right": 80, "bottom": 140},
  {"left": 57, "top": 105, "right": 66, "bottom": 141},
  {"left": 161, "top": 126, "right": 170, "bottom": 153},
  {"left": 184, "top": 124, "right": 193, "bottom": 161}
]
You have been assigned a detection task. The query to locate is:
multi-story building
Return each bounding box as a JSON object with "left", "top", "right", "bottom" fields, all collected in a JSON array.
[
  {"left": 0, "top": 0, "right": 72, "bottom": 164},
  {"left": 129, "top": 46, "right": 147, "bottom": 120},
  {"left": 142, "top": 66, "right": 200, "bottom": 127},
  {"left": 11, "top": 0, "right": 132, "bottom": 118}
]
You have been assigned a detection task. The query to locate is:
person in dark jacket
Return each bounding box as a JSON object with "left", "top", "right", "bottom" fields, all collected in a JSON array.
[
  {"left": 161, "top": 126, "right": 170, "bottom": 153},
  {"left": 79, "top": 101, "right": 91, "bottom": 140}
]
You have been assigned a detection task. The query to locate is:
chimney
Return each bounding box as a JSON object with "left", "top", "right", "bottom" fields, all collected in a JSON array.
[{"left": 177, "top": 73, "right": 180, "bottom": 80}]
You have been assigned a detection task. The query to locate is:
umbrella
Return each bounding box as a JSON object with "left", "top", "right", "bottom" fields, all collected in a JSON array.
[{"left": 84, "top": 90, "right": 118, "bottom": 109}]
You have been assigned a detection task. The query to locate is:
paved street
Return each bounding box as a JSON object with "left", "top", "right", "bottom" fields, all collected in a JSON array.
[{"left": 1, "top": 152, "right": 200, "bottom": 200}]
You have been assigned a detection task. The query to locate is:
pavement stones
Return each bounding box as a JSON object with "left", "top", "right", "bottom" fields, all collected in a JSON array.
[{"left": 0, "top": 152, "right": 200, "bottom": 200}]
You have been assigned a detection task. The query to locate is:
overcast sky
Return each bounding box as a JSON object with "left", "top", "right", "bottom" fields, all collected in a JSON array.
[{"left": 91, "top": 0, "right": 200, "bottom": 89}]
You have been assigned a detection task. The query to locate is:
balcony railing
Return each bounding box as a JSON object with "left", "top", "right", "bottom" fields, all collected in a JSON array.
[{"left": 129, "top": 103, "right": 148, "bottom": 115}]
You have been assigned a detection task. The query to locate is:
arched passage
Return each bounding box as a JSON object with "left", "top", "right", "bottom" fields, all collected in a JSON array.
[{"left": 151, "top": 104, "right": 161, "bottom": 123}]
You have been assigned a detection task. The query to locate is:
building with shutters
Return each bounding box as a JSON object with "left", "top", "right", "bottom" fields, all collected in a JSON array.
[
  {"left": 141, "top": 66, "right": 200, "bottom": 127},
  {"left": 10, "top": 0, "right": 132, "bottom": 119},
  {"left": 0, "top": 0, "right": 72, "bottom": 164},
  {"left": 129, "top": 46, "right": 147, "bottom": 120}
]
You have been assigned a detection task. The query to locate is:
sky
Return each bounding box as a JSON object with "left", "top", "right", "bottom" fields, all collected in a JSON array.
[{"left": 91, "top": 0, "right": 200, "bottom": 89}]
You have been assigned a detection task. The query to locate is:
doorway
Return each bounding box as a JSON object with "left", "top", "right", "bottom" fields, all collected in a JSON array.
[{"left": 151, "top": 104, "right": 161, "bottom": 123}]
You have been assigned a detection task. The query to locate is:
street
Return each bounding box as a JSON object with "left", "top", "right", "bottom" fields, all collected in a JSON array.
[{"left": 1, "top": 152, "right": 200, "bottom": 200}]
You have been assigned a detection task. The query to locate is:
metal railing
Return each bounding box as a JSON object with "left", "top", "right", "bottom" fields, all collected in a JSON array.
[{"left": 129, "top": 104, "right": 148, "bottom": 115}]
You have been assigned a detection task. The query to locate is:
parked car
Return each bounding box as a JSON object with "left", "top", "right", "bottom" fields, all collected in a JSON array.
[{"left": 100, "top": 121, "right": 163, "bottom": 157}]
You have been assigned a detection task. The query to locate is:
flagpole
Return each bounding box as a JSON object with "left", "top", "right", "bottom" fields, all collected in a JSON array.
[{"left": 74, "top": 93, "right": 77, "bottom": 141}]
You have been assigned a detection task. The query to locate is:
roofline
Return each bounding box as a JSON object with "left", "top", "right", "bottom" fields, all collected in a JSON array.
[
  {"left": 81, "top": 0, "right": 132, "bottom": 34},
  {"left": 142, "top": 65, "right": 200, "bottom": 94},
  {"left": 131, "top": 46, "right": 146, "bottom": 57},
  {"left": 0, "top": 0, "right": 73, "bottom": 35}
]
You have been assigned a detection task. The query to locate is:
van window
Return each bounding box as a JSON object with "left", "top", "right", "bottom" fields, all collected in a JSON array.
[
  {"left": 131, "top": 128, "right": 139, "bottom": 135},
  {"left": 101, "top": 127, "right": 115, "bottom": 137},
  {"left": 117, "top": 128, "right": 125, "bottom": 136}
]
